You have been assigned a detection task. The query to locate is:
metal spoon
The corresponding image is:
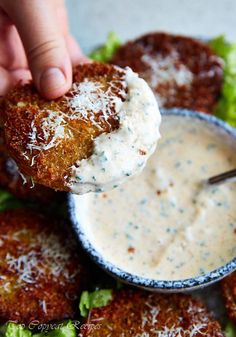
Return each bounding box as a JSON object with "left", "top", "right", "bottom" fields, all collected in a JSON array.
[{"left": 207, "top": 168, "right": 236, "bottom": 185}]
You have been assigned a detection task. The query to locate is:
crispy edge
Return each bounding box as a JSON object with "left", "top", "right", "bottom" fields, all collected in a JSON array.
[
  {"left": 80, "top": 289, "right": 224, "bottom": 336},
  {"left": 0, "top": 208, "right": 88, "bottom": 324},
  {"left": 2, "top": 63, "right": 127, "bottom": 191}
]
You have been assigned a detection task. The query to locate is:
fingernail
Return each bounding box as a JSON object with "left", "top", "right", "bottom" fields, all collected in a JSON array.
[{"left": 40, "top": 67, "right": 66, "bottom": 94}]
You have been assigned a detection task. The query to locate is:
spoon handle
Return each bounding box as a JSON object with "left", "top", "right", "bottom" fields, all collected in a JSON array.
[{"left": 208, "top": 168, "right": 236, "bottom": 185}]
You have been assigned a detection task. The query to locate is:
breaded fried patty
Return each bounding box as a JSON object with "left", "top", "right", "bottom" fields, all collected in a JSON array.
[
  {"left": 2, "top": 63, "right": 161, "bottom": 194},
  {"left": 80, "top": 289, "right": 224, "bottom": 336},
  {"left": 0, "top": 129, "right": 63, "bottom": 202},
  {"left": 0, "top": 208, "right": 88, "bottom": 324},
  {"left": 2, "top": 63, "right": 126, "bottom": 192},
  {"left": 111, "top": 32, "right": 223, "bottom": 113},
  {"left": 222, "top": 271, "right": 236, "bottom": 322}
]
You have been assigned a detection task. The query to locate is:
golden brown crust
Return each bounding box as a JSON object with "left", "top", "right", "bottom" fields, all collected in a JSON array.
[
  {"left": 0, "top": 208, "right": 88, "bottom": 324},
  {"left": 111, "top": 32, "right": 223, "bottom": 113},
  {"left": 0, "top": 128, "right": 64, "bottom": 202},
  {"left": 2, "top": 63, "right": 127, "bottom": 191},
  {"left": 80, "top": 289, "right": 224, "bottom": 336},
  {"left": 222, "top": 271, "right": 236, "bottom": 322}
]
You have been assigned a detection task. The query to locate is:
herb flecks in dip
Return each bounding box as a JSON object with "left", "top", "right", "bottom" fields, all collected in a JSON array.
[{"left": 74, "top": 115, "right": 236, "bottom": 280}]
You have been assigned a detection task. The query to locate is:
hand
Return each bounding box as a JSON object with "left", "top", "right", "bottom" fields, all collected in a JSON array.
[{"left": 0, "top": 0, "right": 87, "bottom": 99}]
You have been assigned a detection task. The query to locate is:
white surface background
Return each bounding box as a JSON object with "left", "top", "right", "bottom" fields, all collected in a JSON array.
[{"left": 66, "top": 0, "right": 236, "bottom": 54}]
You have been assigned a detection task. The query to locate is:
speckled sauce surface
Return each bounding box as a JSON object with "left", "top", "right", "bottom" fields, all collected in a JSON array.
[
  {"left": 69, "top": 68, "right": 161, "bottom": 194},
  {"left": 74, "top": 115, "right": 236, "bottom": 281}
]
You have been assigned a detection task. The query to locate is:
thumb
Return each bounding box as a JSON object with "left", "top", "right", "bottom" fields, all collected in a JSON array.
[{"left": 2, "top": 0, "right": 72, "bottom": 99}]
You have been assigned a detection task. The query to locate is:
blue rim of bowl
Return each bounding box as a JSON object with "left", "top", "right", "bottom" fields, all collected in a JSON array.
[{"left": 68, "top": 108, "right": 236, "bottom": 292}]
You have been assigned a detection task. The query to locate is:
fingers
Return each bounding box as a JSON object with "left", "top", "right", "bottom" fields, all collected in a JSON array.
[
  {"left": 53, "top": 0, "right": 89, "bottom": 65},
  {"left": 10, "top": 68, "right": 32, "bottom": 85},
  {"left": 0, "top": 8, "right": 11, "bottom": 27},
  {"left": 0, "top": 24, "right": 28, "bottom": 70},
  {"left": 1, "top": 0, "right": 72, "bottom": 99},
  {"left": 54, "top": 0, "right": 69, "bottom": 35},
  {"left": 53, "top": 2, "right": 89, "bottom": 66},
  {"left": 0, "top": 67, "right": 12, "bottom": 95},
  {"left": 65, "top": 35, "right": 90, "bottom": 66},
  {"left": 0, "top": 66, "right": 32, "bottom": 96}
]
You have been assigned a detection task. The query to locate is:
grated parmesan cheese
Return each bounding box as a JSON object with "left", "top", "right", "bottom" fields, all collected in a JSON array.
[
  {"left": 0, "top": 275, "right": 11, "bottom": 293},
  {"left": 5, "top": 157, "right": 27, "bottom": 186},
  {"left": 24, "top": 67, "right": 161, "bottom": 195},
  {"left": 39, "top": 299, "right": 47, "bottom": 314},
  {"left": 141, "top": 51, "right": 193, "bottom": 107},
  {"left": 27, "top": 110, "right": 71, "bottom": 153},
  {"left": 26, "top": 77, "right": 127, "bottom": 156},
  {"left": 67, "top": 80, "right": 126, "bottom": 129},
  {"left": 146, "top": 323, "right": 208, "bottom": 337},
  {"left": 138, "top": 303, "right": 208, "bottom": 337},
  {"left": 68, "top": 67, "right": 161, "bottom": 194},
  {"left": 5, "top": 232, "right": 80, "bottom": 288}
]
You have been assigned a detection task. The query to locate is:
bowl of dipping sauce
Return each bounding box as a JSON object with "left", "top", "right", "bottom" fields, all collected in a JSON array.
[{"left": 68, "top": 109, "right": 236, "bottom": 291}]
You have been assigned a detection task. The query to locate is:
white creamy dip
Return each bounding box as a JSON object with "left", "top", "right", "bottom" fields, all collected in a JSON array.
[
  {"left": 74, "top": 115, "right": 236, "bottom": 280},
  {"left": 68, "top": 68, "right": 161, "bottom": 194}
]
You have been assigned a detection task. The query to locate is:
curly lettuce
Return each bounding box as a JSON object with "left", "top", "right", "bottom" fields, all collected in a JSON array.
[
  {"left": 0, "top": 322, "right": 32, "bottom": 337},
  {"left": 0, "top": 190, "right": 23, "bottom": 212},
  {"left": 79, "top": 289, "right": 113, "bottom": 317},
  {"left": 36, "top": 320, "right": 76, "bottom": 337},
  {"left": 0, "top": 321, "right": 76, "bottom": 337},
  {"left": 225, "top": 320, "right": 236, "bottom": 337},
  {"left": 210, "top": 35, "right": 236, "bottom": 127},
  {"left": 89, "top": 32, "right": 121, "bottom": 62}
]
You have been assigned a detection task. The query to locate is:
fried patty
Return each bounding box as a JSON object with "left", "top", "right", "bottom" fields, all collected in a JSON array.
[
  {"left": 0, "top": 208, "right": 88, "bottom": 324},
  {"left": 79, "top": 289, "right": 224, "bottom": 337},
  {"left": 2, "top": 63, "right": 127, "bottom": 191},
  {"left": 222, "top": 271, "right": 236, "bottom": 322},
  {"left": 0, "top": 128, "right": 63, "bottom": 202},
  {"left": 111, "top": 32, "right": 223, "bottom": 113}
]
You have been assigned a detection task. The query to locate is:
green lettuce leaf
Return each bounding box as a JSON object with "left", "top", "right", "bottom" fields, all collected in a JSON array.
[
  {"left": 225, "top": 320, "right": 236, "bottom": 337},
  {"left": 89, "top": 32, "right": 121, "bottom": 62},
  {"left": 0, "top": 321, "right": 76, "bottom": 337},
  {"left": 41, "top": 320, "right": 76, "bottom": 337},
  {"left": 0, "top": 190, "right": 23, "bottom": 212},
  {"left": 79, "top": 289, "right": 113, "bottom": 317},
  {"left": 0, "top": 322, "right": 32, "bottom": 337},
  {"left": 210, "top": 35, "right": 236, "bottom": 127}
]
